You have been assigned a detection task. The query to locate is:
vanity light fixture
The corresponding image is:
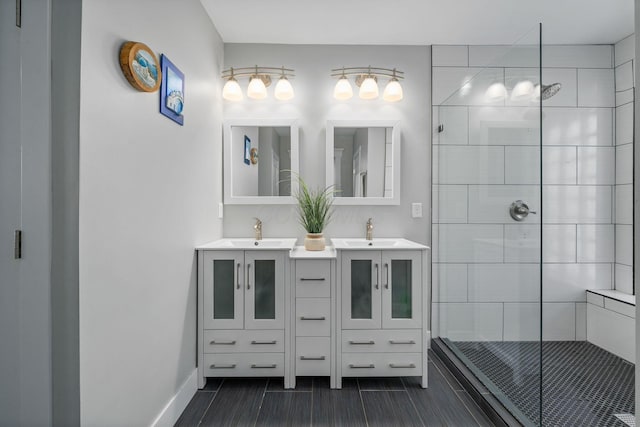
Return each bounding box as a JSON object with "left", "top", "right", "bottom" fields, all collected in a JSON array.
[
  {"left": 331, "top": 66, "right": 404, "bottom": 102},
  {"left": 221, "top": 65, "right": 295, "bottom": 101}
]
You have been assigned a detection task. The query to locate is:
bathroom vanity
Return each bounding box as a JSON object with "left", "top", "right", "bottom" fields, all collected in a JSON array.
[{"left": 196, "top": 237, "right": 429, "bottom": 389}]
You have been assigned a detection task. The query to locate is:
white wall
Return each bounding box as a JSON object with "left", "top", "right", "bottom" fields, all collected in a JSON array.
[
  {"left": 614, "top": 34, "right": 635, "bottom": 294},
  {"left": 79, "top": 0, "right": 223, "bottom": 425},
  {"left": 222, "top": 44, "right": 431, "bottom": 244},
  {"left": 432, "top": 44, "right": 616, "bottom": 341}
]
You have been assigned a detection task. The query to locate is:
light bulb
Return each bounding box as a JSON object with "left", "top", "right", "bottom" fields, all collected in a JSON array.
[
  {"left": 511, "top": 80, "right": 534, "bottom": 101},
  {"left": 333, "top": 76, "right": 353, "bottom": 100},
  {"left": 222, "top": 77, "right": 243, "bottom": 101},
  {"left": 274, "top": 77, "right": 294, "bottom": 100},
  {"left": 359, "top": 76, "right": 379, "bottom": 100},
  {"left": 485, "top": 82, "right": 507, "bottom": 102},
  {"left": 247, "top": 76, "right": 267, "bottom": 99},
  {"left": 382, "top": 78, "right": 403, "bottom": 102}
]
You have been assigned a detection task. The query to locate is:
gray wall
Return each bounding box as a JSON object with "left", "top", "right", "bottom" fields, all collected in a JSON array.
[
  {"left": 79, "top": 0, "right": 223, "bottom": 424},
  {"left": 222, "top": 44, "right": 431, "bottom": 245}
]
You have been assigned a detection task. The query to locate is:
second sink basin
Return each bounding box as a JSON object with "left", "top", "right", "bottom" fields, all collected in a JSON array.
[
  {"left": 331, "top": 238, "right": 428, "bottom": 250},
  {"left": 197, "top": 238, "right": 297, "bottom": 250}
]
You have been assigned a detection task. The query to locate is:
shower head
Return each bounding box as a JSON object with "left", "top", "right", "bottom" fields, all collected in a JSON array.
[{"left": 540, "top": 83, "right": 562, "bottom": 100}]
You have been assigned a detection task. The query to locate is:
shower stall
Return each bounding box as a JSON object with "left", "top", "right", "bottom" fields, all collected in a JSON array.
[{"left": 432, "top": 25, "right": 635, "bottom": 426}]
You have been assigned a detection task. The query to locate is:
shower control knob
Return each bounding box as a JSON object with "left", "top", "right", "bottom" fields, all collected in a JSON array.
[{"left": 510, "top": 200, "right": 536, "bottom": 221}]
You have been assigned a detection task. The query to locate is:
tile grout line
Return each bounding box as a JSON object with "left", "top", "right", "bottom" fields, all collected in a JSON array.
[
  {"left": 356, "top": 378, "right": 371, "bottom": 427},
  {"left": 196, "top": 378, "right": 224, "bottom": 427},
  {"left": 400, "top": 377, "right": 429, "bottom": 427},
  {"left": 252, "top": 379, "right": 270, "bottom": 427}
]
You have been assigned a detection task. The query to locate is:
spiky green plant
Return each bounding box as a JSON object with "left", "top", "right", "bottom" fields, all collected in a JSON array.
[{"left": 294, "top": 176, "right": 334, "bottom": 234}]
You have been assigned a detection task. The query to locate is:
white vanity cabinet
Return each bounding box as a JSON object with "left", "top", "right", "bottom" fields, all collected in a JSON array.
[
  {"left": 197, "top": 239, "right": 296, "bottom": 389},
  {"left": 289, "top": 247, "right": 337, "bottom": 388},
  {"left": 333, "top": 239, "right": 429, "bottom": 388}
]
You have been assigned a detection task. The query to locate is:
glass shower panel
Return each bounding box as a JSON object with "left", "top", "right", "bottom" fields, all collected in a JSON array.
[{"left": 433, "top": 25, "right": 542, "bottom": 425}]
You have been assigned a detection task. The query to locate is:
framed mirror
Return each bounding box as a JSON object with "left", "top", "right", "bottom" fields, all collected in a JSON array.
[
  {"left": 224, "top": 119, "right": 299, "bottom": 204},
  {"left": 326, "top": 120, "right": 400, "bottom": 205}
]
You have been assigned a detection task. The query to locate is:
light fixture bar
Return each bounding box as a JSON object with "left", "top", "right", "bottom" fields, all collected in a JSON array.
[
  {"left": 330, "top": 67, "right": 404, "bottom": 80},
  {"left": 222, "top": 66, "right": 295, "bottom": 79}
]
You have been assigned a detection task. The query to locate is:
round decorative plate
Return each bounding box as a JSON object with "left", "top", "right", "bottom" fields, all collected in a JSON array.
[{"left": 119, "top": 41, "right": 161, "bottom": 92}]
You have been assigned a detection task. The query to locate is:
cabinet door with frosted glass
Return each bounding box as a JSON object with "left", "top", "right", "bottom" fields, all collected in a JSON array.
[
  {"left": 244, "top": 251, "right": 285, "bottom": 329},
  {"left": 381, "top": 251, "right": 422, "bottom": 329},
  {"left": 203, "top": 251, "right": 245, "bottom": 329},
  {"left": 341, "top": 251, "right": 382, "bottom": 329}
]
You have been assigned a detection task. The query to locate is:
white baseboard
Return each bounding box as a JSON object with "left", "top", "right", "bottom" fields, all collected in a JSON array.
[{"left": 150, "top": 369, "right": 197, "bottom": 427}]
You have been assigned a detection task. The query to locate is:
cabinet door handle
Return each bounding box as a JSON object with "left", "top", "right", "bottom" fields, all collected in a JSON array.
[
  {"left": 236, "top": 263, "right": 242, "bottom": 289},
  {"left": 389, "top": 363, "right": 416, "bottom": 369},
  {"left": 300, "top": 355, "right": 326, "bottom": 361},
  {"left": 300, "top": 277, "right": 325, "bottom": 281},
  {"left": 210, "top": 364, "right": 236, "bottom": 369},
  {"left": 246, "top": 263, "right": 251, "bottom": 290},
  {"left": 348, "top": 340, "right": 375, "bottom": 345},
  {"left": 389, "top": 340, "right": 416, "bottom": 345},
  {"left": 251, "top": 340, "right": 277, "bottom": 345},
  {"left": 209, "top": 340, "right": 236, "bottom": 345},
  {"left": 349, "top": 364, "right": 375, "bottom": 369},
  {"left": 300, "top": 316, "right": 326, "bottom": 321},
  {"left": 251, "top": 364, "right": 277, "bottom": 369},
  {"left": 374, "top": 263, "right": 379, "bottom": 289},
  {"left": 384, "top": 263, "right": 389, "bottom": 289}
]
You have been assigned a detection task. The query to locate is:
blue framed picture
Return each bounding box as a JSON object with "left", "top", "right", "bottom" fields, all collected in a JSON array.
[
  {"left": 159, "top": 54, "right": 184, "bottom": 125},
  {"left": 244, "top": 135, "right": 251, "bottom": 165}
]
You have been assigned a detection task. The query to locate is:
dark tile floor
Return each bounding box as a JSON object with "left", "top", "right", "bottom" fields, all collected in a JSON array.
[{"left": 175, "top": 351, "right": 494, "bottom": 426}]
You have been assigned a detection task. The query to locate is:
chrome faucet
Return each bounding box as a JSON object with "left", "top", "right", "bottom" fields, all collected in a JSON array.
[
  {"left": 366, "top": 218, "right": 373, "bottom": 240},
  {"left": 254, "top": 218, "right": 263, "bottom": 241}
]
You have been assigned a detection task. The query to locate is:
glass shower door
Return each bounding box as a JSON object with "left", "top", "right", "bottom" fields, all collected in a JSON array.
[{"left": 432, "top": 25, "right": 543, "bottom": 425}]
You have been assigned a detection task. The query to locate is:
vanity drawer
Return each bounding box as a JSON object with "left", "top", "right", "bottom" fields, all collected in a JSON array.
[
  {"left": 342, "top": 352, "right": 422, "bottom": 377},
  {"left": 295, "top": 337, "right": 330, "bottom": 376},
  {"left": 296, "top": 298, "right": 330, "bottom": 336},
  {"left": 203, "top": 330, "right": 284, "bottom": 353},
  {"left": 204, "top": 353, "right": 284, "bottom": 377},
  {"left": 341, "top": 329, "right": 422, "bottom": 353},
  {"left": 295, "top": 260, "right": 331, "bottom": 298}
]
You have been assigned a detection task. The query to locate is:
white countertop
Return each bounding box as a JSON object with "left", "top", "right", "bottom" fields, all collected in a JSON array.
[
  {"left": 289, "top": 246, "right": 337, "bottom": 259},
  {"left": 196, "top": 238, "right": 297, "bottom": 250},
  {"left": 587, "top": 289, "right": 636, "bottom": 305},
  {"left": 331, "top": 238, "right": 429, "bottom": 250}
]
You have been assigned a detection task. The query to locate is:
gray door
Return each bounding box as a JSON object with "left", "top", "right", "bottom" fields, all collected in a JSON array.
[{"left": 0, "top": 1, "right": 22, "bottom": 425}]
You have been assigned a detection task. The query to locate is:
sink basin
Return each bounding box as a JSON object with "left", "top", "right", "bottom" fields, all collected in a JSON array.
[
  {"left": 331, "top": 238, "right": 429, "bottom": 250},
  {"left": 197, "top": 238, "right": 297, "bottom": 250}
]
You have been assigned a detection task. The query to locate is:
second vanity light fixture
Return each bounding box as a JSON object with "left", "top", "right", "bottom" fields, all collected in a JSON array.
[
  {"left": 331, "top": 66, "right": 404, "bottom": 102},
  {"left": 222, "top": 65, "right": 295, "bottom": 101}
]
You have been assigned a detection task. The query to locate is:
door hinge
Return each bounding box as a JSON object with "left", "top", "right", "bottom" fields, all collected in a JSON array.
[
  {"left": 14, "top": 230, "right": 22, "bottom": 259},
  {"left": 16, "top": 0, "right": 21, "bottom": 28}
]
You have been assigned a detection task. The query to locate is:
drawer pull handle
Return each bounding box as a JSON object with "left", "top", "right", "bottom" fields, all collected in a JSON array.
[
  {"left": 389, "top": 340, "right": 416, "bottom": 345},
  {"left": 210, "top": 340, "right": 236, "bottom": 345},
  {"left": 300, "top": 278, "right": 325, "bottom": 281},
  {"left": 300, "top": 316, "right": 326, "bottom": 321},
  {"left": 390, "top": 363, "right": 416, "bottom": 369},
  {"left": 349, "top": 340, "right": 375, "bottom": 345},
  {"left": 251, "top": 364, "right": 277, "bottom": 369},
  {"left": 251, "top": 340, "right": 277, "bottom": 345},
  {"left": 349, "top": 364, "right": 375, "bottom": 369},
  {"left": 210, "top": 364, "right": 236, "bottom": 369},
  {"left": 300, "top": 356, "right": 326, "bottom": 361}
]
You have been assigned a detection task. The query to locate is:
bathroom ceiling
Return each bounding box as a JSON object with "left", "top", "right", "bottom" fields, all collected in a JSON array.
[{"left": 201, "top": 0, "right": 633, "bottom": 45}]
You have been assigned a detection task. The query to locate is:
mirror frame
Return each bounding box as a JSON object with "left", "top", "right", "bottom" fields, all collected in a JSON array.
[
  {"left": 326, "top": 120, "right": 401, "bottom": 205},
  {"left": 223, "top": 119, "right": 299, "bottom": 205}
]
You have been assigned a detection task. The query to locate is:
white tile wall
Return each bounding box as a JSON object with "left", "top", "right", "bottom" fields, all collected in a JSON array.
[
  {"left": 575, "top": 303, "right": 587, "bottom": 340},
  {"left": 587, "top": 303, "right": 635, "bottom": 362},
  {"left": 577, "top": 147, "right": 615, "bottom": 185},
  {"left": 433, "top": 185, "right": 468, "bottom": 223},
  {"left": 543, "top": 185, "right": 612, "bottom": 224},
  {"left": 616, "top": 143, "right": 633, "bottom": 184},
  {"left": 503, "top": 303, "right": 540, "bottom": 341},
  {"left": 616, "top": 103, "right": 634, "bottom": 145},
  {"left": 432, "top": 264, "right": 467, "bottom": 302},
  {"left": 543, "top": 303, "right": 576, "bottom": 340},
  {"left": 432, "top": 45, "right": 469, "bottom": 67},
  {"left": 615, "top": 61, "right": 634, "bottom": 91},
  {"left": 576, "top": 224, "right": 615, "bottom": 263},
  {"left": 502, "top": 224, "right": 578, "bottom": 263},
  {"left": 469, "top": 45, "right": 538, "bottom": 68},
  {"left": 540, "top": 68, "right": 578, "bottom": 108},
  {"left": 468, "top": 264, "right": 540, "bottom": 302},
  {"left": 616, "top": 89, "right": 634, "bottom": 107},
  {"left": 433, "top": 224, "right": 504, "bottom": 263},
  {"left": 543, "top": 225, "right": 578, "bottom": 263},
  {"left": 542, "top": 147, "right": 578, "bottom": 184},
  {"left": 506, "top": 146, "right": 579, "bottom": 185},
  {"left": 577, "top": 69, "right": 615, "bottom": 107},
  {"left": 542, "top": 263, "right": 612, "bottom": 302},
  {"left": 469, "top": 107, "right": 539, "bottom": 146},
  {"left": 614, "top": 34, "right": 635, "bottom": 67},
  {"left": 616, "top": 184, "right": 633, "bottom": 224},
  {"left": 543, "top": 45, "right": 613, "bottom": 69},
  {"left": 615, "top": 264, "right": 633, "bottom": 294},
  {"left": 468, "top": 185, "right": 540, "bottom": 223},
  {"left": 434, "top": 146, "right": 504, "bottom": 184},
  {"left": 434, "top": 106, "right": 468, "bottom": 144},
  {"left": 616, "top": 225, "right": 633, "bottom": 266},
  {"left": 438, "top": 303, "right": 503, "bottom": 341},
  {"left": 432, "top": 67, "right": 500, "bottom": 106},
  {"left": 542, "top": 108, "right": 613, "bottom": 146}
]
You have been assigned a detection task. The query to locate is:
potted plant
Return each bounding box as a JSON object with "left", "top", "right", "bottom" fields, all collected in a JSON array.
[{"left": 294, "top": 176, "right": 334, "bottom": 251}]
